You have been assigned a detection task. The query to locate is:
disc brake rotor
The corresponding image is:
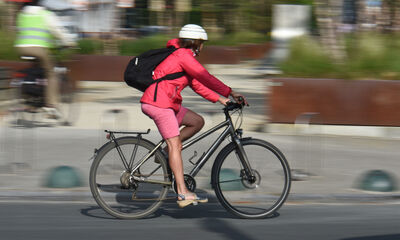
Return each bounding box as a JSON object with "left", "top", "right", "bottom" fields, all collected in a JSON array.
[{"left": 241, "top": 169, "right": 261, "bottom": 189}]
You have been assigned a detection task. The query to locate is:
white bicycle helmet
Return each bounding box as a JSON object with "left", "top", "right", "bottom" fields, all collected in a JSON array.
[{"left": 179, "top": 24, "right": 208, "bottom": 41}]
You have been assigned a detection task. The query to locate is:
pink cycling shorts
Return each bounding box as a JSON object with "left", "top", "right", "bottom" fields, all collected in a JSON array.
[{"left": 141, "top": 103, "right": 188, "bottom": 139}]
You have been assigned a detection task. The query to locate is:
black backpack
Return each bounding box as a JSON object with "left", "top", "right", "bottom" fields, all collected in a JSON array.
[{"left": 124, "top": 47, "right": 184, "bottom": 101}]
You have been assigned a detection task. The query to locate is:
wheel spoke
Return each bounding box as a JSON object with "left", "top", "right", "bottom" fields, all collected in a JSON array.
[
  {"left": 128, "top": 141, "right": 139, "bottom": 169},
  {"left": 218, "top": 179, "right": 242, "bottom": 184}
]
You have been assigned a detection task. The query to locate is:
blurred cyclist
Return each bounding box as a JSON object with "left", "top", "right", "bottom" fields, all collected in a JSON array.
[{"left": 14, "top": 0, "right": 75, "bottom": 117}]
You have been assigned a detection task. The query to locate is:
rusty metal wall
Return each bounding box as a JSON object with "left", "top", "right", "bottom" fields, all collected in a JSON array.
[{"left": 269, "top": 78, "right": 400, "bottom": 126}]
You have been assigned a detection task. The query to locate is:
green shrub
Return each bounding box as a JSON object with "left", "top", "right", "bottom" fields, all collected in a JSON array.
[
  {"left": 279, "top": 33, "right": 400, "bottom": 80},
  {"left": 76, "top": 38, "right": 104, "bottom": 55},
  {"left": 0, "top": 31, "right": 19, "bottom": 61},
  {"left": 278, "top": 36, "right": 339, "bottom": 78},
  {"left": 0, "top": 3, "right": 7, "bottom": 31},
  {"left": 345, "top": 33, "right": 400, "bottom": 79},
  {"left": 208, "top": 31, "right": 268, "bottom": 46},
  {"left": 118, "top": 31, "right": 268, "bottom": 56},
  {"left": 118, "top": 34, "right": 171, "bottom": 56}
]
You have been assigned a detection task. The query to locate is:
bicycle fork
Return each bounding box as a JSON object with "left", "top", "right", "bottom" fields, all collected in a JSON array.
[{"left": 232, "top": 133, "right": 256, "bottom": 184}]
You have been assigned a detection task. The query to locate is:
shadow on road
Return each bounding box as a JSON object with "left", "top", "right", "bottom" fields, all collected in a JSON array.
[
  {"left": 80, "top": 205, "right": 163, "bottom": 220},
  {"left": 80, "top": 203, "right": 280, "bottom": 220},
  {"left": 341, "top": 234, "right": 400, "bottom": 240},
  {"left": 156, "top": 202, "right": 280, "bottom": 220},
  {"left": 200, "top": 218, "right": 258, "bottom": 240},
  {"left": 80, "top": 206, "right": 118, "bottom": 220}
]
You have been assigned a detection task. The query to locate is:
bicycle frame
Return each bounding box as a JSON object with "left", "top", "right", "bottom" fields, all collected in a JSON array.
[
  {"left": 182, "top": 117, "right": 244, "bottom": 177},
  {"left": 108, "top": 106, "right": 254, "bottom": 186}
]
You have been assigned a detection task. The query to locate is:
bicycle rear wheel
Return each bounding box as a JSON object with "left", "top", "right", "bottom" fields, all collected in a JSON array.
[
  {"left": 212, "top": 138, "right": 291, "bottom": 219},
  {"left": 89, "top": 137, "right": 170, "bottom": 219}
]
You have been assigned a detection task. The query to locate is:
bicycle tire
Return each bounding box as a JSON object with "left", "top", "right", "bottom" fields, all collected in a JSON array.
[
  {"left": 89, "top": 136, "right": 170, "bottom": 219},
  {"left": 212, "top": 138, "right": 291, "bottom": 219}
]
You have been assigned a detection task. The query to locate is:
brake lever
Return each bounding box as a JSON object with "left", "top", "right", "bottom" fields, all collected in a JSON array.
[{"left": 237, "top": 96, "right": 249, "bottom": 107}]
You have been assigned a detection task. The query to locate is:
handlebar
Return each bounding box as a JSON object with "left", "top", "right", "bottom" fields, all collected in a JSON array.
[
  {"left": 224, "top": 97, "right": 246, "bottom": 112},
  {"left": 224, "top": 102, "right": 243, "bottom": 112}
]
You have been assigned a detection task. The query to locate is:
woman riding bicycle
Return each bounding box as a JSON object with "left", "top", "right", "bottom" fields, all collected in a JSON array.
[{"left": 141, "top": 24, "right": 248, "bottom": 207}]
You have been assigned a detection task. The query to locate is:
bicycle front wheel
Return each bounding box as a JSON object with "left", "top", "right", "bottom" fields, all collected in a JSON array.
[
  {"left": 89, "top": 137, "right": 170, "bottom": 219},
  {"left": 212, "top": 138, "right": 291, "bottom": 219}
]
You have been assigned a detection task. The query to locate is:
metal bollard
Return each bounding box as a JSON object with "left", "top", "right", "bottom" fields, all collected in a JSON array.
[
  {"left": 291, "top": 112, "right": 324, "bottom": 181},
  {"left": 357, "top": 170, "right": 398, "bottom": 192},
  {"left": 44, "top": 165, "right": 83, "bottom": 188}
]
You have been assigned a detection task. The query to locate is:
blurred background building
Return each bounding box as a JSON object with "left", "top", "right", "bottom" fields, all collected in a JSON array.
[
  {"left": 2, "top": 0, "right": 400, "bottom": 40},
  {"left": 2, "top": 0, "right": 400, "bottom": 69}
]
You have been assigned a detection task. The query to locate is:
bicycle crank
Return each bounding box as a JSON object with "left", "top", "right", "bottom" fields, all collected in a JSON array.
[{"left": 172, "top": 174, "right": 197, "bottom": 194}]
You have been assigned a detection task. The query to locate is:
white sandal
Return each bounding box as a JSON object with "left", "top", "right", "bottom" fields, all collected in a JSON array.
[{"left": 176, "top": 193, "right": 208, "bottom": 208}]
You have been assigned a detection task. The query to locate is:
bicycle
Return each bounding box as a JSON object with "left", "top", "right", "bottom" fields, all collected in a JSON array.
[
  {"left": 9, "top": 52, "right": 78, "bottom": 127},
  {"left": 89, "top": 101, "right": 291, "bottom": 219}
]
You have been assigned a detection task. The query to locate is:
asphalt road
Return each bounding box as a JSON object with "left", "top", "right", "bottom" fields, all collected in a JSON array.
[{"left": 1, "top": 202, "right": 400, "bottom": 240}]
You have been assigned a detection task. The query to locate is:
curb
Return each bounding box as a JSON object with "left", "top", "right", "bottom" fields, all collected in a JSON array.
[
  {"left": 286, "top": 193, "right": 400, "bottom": 204},
  {"left": 264, "top": 123, "right": 400, "bottom": 140}
]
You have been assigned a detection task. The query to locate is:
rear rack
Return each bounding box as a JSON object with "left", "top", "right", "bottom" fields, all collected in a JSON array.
[
  {"left": 105, "top": 129, "right": 151, "bottom": 141},
  {"left": 104, "top": 129, "right": 151, "bottom": 135}
]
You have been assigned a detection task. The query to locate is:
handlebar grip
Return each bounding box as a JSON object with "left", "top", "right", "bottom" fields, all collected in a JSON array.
[{"left": 224, "top": 101, "right": 242, "bottom": 111}]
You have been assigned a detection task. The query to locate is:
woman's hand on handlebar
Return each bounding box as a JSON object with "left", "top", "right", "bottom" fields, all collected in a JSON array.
[
  {"left": 218, "top": 96, "right": 231, "bottom": 106},
  {"left": 230, "top": 90, "right": 249, "bottom": 106}
]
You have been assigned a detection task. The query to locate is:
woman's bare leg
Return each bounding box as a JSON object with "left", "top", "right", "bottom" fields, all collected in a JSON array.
[
  {"left": 165, "top": 135, "right": 194, "bottom": 199},
  {"left": 179, "top": 109, "right": 204, "bottom": 142}
]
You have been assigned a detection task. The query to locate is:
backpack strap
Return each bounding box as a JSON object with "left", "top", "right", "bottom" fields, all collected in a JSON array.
[{"left": 153, "top": 71, "right": 185, "bottom": 102}]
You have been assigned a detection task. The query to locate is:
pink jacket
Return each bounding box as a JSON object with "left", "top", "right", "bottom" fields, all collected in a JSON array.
[{"left": 140, "top": 39, "right": 232, "bottom": 112}]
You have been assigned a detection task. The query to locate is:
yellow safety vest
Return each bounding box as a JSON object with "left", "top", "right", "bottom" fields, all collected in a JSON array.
[{"left": 15, "top": 9, "right": 54, "bottom": 48}]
